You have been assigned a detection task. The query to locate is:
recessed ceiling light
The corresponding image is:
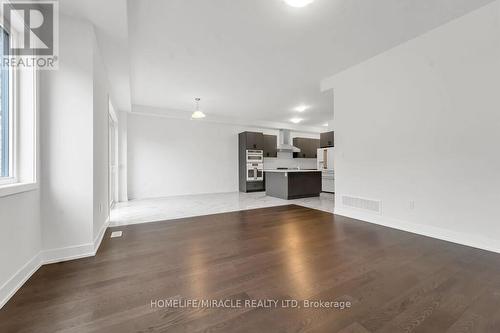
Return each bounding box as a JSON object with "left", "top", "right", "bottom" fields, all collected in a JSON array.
[
  {"left": 290, "top": 118, "right": 303, "bottom": 124},
  {"left": 294, "top": 105, "right": 309, "bottom": 112},
  {"left": 191, "top": 98, "right": 206, "bottom": 119},
  {"left": 283, "top": 0, "right": 314, "bottom": 8}
]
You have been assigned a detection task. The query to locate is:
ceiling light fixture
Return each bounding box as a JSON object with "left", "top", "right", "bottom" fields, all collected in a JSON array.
[
  {"left": 290, "top": 118, "right": 303, "bottom": 124},
  {"left": 294, "top": 105, "right": 309, "bottom": 112},
  {"left": 283, "top": 0, "right": 314, "bottom": 8},
  {"left": 191, "top": 98, "right": 206, "bottom": 119}
]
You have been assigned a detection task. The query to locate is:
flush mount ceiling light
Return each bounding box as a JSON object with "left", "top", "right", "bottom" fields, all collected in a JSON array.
[
  {"left": 191, "top": 98, "right": 206, "bottom": 119},
  {"left": 290, "top": 118, "right": 303, "bottom": 124},
  {"left": 294, "top": 105, "right": 309, "bottom": 112},
  {"left": 283, "top": 0, "right": 314, "bottom": 8}
]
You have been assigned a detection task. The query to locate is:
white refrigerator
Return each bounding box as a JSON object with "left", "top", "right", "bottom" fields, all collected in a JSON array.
[{"left": 317, "top": 147, "right": 334, "bottom": 193}]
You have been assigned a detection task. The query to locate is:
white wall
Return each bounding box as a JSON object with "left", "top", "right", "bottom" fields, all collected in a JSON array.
[
  {"left": 323, "top": 1, "right": 500, "bottom": 252},
  {"left": 39, "top": 15, "right": 114, "bottom": 260},
  {"left": 127, "top": 114, "right": 319, "bottom": 199},
  {"left": 40, "top": 16, "right": 94, "bottom": 254},
  {"left": 0, "top": 191, "right": 41, "bottom": 307}
]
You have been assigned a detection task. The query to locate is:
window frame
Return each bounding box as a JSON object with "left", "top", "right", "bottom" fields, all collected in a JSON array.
[
  {"left": 0, "top": 11, "right": 38, "bottom": 198},
  {"left": 0, "top": 23, "right": 16, "bottom": 186}
]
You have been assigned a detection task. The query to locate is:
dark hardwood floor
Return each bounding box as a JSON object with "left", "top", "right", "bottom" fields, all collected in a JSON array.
[{"left": 2, "top": 205, "right": 500, "bottom": 332}]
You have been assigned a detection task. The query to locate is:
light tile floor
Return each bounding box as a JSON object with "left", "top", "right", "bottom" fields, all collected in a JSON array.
[{"left": 110, "top": 192, "right": 334, "bottom": 226}]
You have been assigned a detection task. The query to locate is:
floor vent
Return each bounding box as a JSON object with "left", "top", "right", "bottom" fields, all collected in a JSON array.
[
  {"left": 342, "top": 195, "right": 381, "bottom": 214},
  {"left": 111, "top": 231, "right": 123, "bottom": 238}
]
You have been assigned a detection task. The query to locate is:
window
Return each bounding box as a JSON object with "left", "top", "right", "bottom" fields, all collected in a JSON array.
[
  {"left": 0, "top": 13, "right": 37, "bottom": 197},
  {"left": 0, "top": 27, "right": 11, "bottom": 183}
]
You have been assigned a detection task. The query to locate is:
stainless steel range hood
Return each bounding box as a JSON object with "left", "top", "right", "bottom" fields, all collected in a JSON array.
[{"left": 277, "top": 129, "right": 300, "bottom": 153}]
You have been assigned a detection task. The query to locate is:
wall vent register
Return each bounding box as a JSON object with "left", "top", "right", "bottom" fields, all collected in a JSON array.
[
  {"left": 110, "top": 231, "right": 123, "bottom": 238},
  {"left": 342, "top": 195, "right": 381, "bottom": 214}
]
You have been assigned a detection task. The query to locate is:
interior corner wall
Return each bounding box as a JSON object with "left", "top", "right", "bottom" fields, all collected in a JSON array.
[
  {"left": 0, "top": 191, "right": 41, "bottom": 308},
  {"left": 327, "top": 1, "right": 500, "bottom": 252},
  {"left": 40, "top": 15, "right": 95, "bottom": 257},
  {"left": 127, "top": 114, "right": 318, "bottom": 200}
]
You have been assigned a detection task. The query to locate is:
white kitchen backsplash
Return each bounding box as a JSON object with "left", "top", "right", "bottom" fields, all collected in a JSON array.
[{"left": 264, "top": 151, "right": 317, "bottom": 170}]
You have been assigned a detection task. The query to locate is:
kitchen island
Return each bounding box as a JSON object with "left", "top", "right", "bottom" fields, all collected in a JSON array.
[{"left": 265, "top": 170, "right": 322, "bottom": 200}]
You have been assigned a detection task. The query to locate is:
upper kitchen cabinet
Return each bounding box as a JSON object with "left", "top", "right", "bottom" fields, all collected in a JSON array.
[
  {"left": 320, "top": 131, "right": 334, "bottom": 148},
  {"left": 240, "top": 131, "right": 264, "bottom": 150},
  {"left": 293, "top": 138, "right": 320, "bottom": 159},
  {"left": 263, "top": 134, "right": 277, "bottom": 158}
]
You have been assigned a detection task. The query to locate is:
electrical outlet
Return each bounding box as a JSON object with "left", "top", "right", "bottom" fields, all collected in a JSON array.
[
  {"left": 409, "top": 201, "right": 415, "bottom": 210},
  {"left": 99, "top": 204, "right": 103, "bottom": 213}
]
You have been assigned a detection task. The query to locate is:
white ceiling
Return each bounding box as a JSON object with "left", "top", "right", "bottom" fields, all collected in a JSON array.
[
  {"left": 62, "top": 0, "right": 496, "bottom": 130},
  {"left": 59, "top": 0, "right": 131, "bottom": 112}
]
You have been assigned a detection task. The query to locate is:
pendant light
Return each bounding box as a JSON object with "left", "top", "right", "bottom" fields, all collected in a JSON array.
[{"left": 191, "top": 98, "right": 206, "bottom": 119}]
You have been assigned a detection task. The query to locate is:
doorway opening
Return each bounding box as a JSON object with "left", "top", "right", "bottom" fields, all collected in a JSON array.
[{"left": 109, "top": 100, "right": 119, "bottom": 209}]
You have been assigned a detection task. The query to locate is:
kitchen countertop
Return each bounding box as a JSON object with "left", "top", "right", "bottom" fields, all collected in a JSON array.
[
  {"left": 264, "top": 169, "right": 321, "bottom": 173},
  {"left": 265, "top": 169, "right": 322, "bottom": 200}
]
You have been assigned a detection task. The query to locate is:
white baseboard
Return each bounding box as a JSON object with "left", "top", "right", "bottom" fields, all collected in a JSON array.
[
  {"left": 42, "top": 217, "right": 110, "bottom": 264},
  {"left": 0, "top": 252, "right": 42, "bottom": 309},
  {"left": 0, "top": 218, "right": 110, "bottom": 309},
  {"left": 334, "top": 207, "right": 500, "bottom": 254},
  {"left": 41, "top": 242, "right": 95, "bottom": 265},
  {"left": 93, "top": 217, "right": 110, "bottom": 253}
]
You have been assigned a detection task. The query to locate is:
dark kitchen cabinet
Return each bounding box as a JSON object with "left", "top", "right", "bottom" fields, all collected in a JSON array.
[
  {"left": 293, "top": 138, "right": 320, "bottom": 159},
  {"left": 263, "top": 134, "right": 277, "bottom": 158},
  {"left": 238, "top": 132, "right": 265, "bottom": 193},
  {"left": 320, "top": 131, "right": 334, "bottom": 148},
  {"left": 240, "top": 131, "right": 264, "bottom": 150}
]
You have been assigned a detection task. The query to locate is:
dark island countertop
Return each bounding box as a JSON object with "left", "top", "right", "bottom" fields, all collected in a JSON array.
[
  {"left": 264, "top": 170, "right": 322, "bottom": 200},
  {"left": 264, "top": 169, "right": 321, "bottom": 173}
]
